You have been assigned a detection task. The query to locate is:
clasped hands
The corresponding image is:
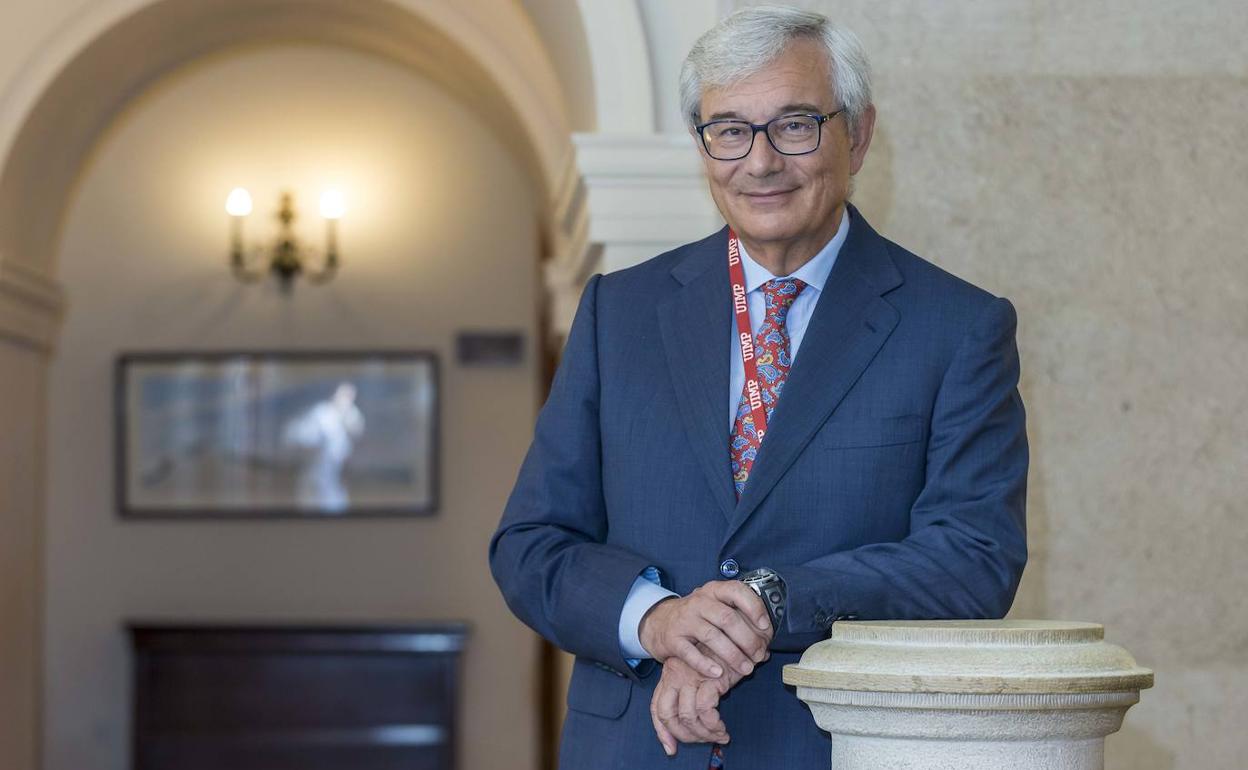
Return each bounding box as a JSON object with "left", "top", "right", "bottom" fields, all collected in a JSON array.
[{"left": 638, "top": 580, "right": 773, "bottom": 756}]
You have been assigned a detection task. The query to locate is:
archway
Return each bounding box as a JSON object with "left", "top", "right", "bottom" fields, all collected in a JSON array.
[
  {"left": 0, "top": 1, "right": 594, "bottom": 768},
  {"left": 0, "top": 0, "right": 587, "bottom": 286}
]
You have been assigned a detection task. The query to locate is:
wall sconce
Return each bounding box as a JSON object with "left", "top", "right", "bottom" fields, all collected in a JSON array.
[{"left": 226, "top": 188, "right": 343, "bottom": 290}]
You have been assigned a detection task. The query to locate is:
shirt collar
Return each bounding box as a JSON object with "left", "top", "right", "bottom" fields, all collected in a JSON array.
[{"left": 737, "top": 206, "right": 850, "bottom": 293}]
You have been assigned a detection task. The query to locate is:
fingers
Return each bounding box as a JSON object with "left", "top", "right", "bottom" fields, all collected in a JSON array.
[
  {"left": 650, "top": 685, "right": 678, "bottom": 756},
  {"left": 691, "top": 583, "right": 771, "bottom": 666},
  {"left": 691, "top": 616, "right": 757, "bottom": 676},
  {"left": 677, "top": 676, "right": 727, "bottom": 744},
  {"left": 695, "top": 601, "right": 769, "bottom": 672},
  {"left": 692, "top": 643, "right": 742, "bottom": 693},
  {"left": 643, "top": 581, "right": 774, "bottom": 682},
  {"left": 672, "top": 637, "right": 726, "bottom": 679},
  {"left": 705, "top": 580, "right": 774, "bottom": 637},
  {"left": 695, "top": 679, "right": 729, "bottom": 743},
  {"left": 650, "top": 657, "right": 731, "bottom": 755},
  {"left": 653, "top": 676, "right": 698, "bottom": 748},
  {"left": 643, "top": 599, "right": 725, "bottom": 677}
]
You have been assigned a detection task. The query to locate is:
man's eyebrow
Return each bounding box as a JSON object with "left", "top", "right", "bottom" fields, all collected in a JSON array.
[
  {"left": 705, "top": 103, "right": 829, "bottom": 121},
  {"left": 775, "top": 102, "right": 825, "bottom": 114}
]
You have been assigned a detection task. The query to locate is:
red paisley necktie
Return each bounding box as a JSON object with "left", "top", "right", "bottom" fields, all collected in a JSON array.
[{"left": 729, "top": 277, "right": 807, "bottom": 499}]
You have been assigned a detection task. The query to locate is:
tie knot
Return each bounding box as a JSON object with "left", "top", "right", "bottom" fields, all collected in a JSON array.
[{"left": 762, "top": 278, "right": 806, "bottom": 321}]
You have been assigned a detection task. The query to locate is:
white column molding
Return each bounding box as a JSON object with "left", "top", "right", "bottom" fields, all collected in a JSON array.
[
  {"left": 575, "top": 132, "right": 721, "bottom": 272},
  {"left": 573, "top": 0, "right": 655, "bottom": 132},
  {"left": 0, "top": 256, "right": 65, "bottom": 351},
  {"left": 544, "top": 132, "right": 721, "bottom": 340},
  {"left": 784, "top": 620, "right": 1154, "bottom": 770},
  {"left": 636, "top": 0, "right": 723, "bottom": 132}
]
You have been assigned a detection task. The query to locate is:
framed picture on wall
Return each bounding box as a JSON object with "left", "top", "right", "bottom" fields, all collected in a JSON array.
[{"left": 116, "top": 351, "right": 439, "bottom": 519}]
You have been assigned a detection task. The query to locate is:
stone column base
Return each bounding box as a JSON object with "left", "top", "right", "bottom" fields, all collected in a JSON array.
[{"left": 783, "top": 621, "right": 1153, "bottom": 770}]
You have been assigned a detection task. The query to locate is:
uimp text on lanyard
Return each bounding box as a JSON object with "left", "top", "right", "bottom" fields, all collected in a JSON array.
[{"left": 728, "top": 228, "right": 772, "bottom": 443}]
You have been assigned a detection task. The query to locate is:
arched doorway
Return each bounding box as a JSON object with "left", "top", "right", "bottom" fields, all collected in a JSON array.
[{"left": 0, "top": 1, "right": 598, "bottom": 768}]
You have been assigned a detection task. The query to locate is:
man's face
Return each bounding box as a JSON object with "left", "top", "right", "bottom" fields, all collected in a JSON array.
[{"left": 695, "top": 38, "right": 875, "bottom": 256}]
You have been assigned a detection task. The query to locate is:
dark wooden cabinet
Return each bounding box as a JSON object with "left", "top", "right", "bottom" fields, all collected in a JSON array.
[{"left": 129, "top": 623, "right": 468, "bottom": 770}]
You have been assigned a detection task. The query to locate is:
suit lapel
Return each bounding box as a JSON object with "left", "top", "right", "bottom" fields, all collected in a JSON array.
[
  {"left": 657, "top": 230, "right": 738, "bottom": 522},
  {"left": 724, "top": 209, "right": 904, "bottom": 543}
]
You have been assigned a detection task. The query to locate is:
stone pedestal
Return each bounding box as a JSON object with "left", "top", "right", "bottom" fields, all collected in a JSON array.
[{"left": 783, "top": 620, "right": 1153, "bottom": 770}]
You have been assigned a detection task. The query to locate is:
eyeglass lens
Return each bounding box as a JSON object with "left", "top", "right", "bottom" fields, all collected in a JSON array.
[{"left": 703, "top": 116, "right": 821, "bottom": 160}]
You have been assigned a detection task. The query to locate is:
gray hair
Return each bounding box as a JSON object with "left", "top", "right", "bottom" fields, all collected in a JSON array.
[{"left": 679, "top": 5, "right": 873, "bottom": 133}]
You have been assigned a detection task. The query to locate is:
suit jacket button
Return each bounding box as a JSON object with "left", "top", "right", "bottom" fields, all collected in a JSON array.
[{"left": 719, "top": 559, "right": 740, "bottom": 578}]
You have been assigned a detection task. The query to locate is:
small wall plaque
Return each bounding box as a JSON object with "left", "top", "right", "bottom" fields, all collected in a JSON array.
[{"left": 455, "top": 331, "right": 526, "bottom": 367}]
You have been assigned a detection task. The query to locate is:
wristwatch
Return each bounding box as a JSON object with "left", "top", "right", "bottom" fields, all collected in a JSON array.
[{"left": 738, "top": 567, "right": 786, "bottom": 629}]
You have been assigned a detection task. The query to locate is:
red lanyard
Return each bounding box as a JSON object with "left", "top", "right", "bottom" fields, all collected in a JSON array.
[{"left": 728, "top": 228, "right": 771, "bottom": 442}]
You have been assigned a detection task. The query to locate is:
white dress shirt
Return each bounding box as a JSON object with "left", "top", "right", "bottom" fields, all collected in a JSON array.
[{"left": 617, "top": 211, "right": 851, "bottom": 659}]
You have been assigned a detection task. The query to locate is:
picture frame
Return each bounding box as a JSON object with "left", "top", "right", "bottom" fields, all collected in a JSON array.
[{"left": 116, "top": 351, "right": 439, "bottom": 519}]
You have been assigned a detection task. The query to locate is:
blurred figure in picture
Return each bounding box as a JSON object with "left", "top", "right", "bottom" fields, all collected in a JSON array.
[{"left": 284, "top": 382, "right": 364, "bottom": 512}]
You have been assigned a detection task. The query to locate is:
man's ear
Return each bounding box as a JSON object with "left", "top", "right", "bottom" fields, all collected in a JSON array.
[{"left": 848, "top": 104, "right": 876, "bottom": 175}]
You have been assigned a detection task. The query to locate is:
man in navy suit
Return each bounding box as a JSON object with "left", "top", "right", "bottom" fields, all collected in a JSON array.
[{"left": 490, "top": 6, "right": 1027, "bottom": 768}]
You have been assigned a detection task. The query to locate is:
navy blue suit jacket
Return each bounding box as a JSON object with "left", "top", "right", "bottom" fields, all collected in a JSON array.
[{"left": 490, "top": 206, "right": 1028, "bottom": 768}]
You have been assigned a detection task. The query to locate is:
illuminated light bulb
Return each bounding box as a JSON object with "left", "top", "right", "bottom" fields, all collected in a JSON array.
[
  {"left": 225, "top": 187, "right": 253, "bottom": 217},
  {"left": 319, "top": 189, "right": 346, "bottom": 220}
]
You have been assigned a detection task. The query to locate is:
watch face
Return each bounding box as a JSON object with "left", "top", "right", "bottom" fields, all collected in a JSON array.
[{"left": 741, "top": 569, "right": 776, "bottom": 587}]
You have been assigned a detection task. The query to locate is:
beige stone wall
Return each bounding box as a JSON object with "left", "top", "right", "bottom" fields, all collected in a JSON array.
[
  {"left": 725, "top": 3, "right": 1246, "bottom": 768},
  {"left": 42, "top": 44, "right": 541, "bottom": 770}
]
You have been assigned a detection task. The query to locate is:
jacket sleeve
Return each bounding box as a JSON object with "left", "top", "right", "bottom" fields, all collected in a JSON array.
[
  {"left": 772, "top": 296, "right": 1029, "bottom": 652},
  {"left": 489, "top": 274, "right": 653, "bottom": 677}
]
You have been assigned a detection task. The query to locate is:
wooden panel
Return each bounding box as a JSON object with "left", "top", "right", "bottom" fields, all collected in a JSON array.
[
  {"left": 129, "top": 623, "right": 467, "bottom": 770},
  {"left": 138, "top": 652, "right": 453, "bottom": 729},
  {"left": 141, "top": 740, "right": 445, "bottom": 770}
]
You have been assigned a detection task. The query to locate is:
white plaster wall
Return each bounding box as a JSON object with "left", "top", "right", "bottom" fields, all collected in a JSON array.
[
  {"left": 719, "top": 3, "right": 1246, "bottom": 768},
  {"left": 44, "top": 44, "right": 541, "bottom": 770}
]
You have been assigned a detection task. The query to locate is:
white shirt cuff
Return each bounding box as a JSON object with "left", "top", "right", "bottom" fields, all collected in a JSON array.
[{"left": 618, "top": 575, "right": 678, "bottom": 660}]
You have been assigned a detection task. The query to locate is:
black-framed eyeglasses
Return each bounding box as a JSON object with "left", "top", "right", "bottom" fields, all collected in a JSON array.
[{"left": 695, "top": 109, "right": 845, "bottom": 161}]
